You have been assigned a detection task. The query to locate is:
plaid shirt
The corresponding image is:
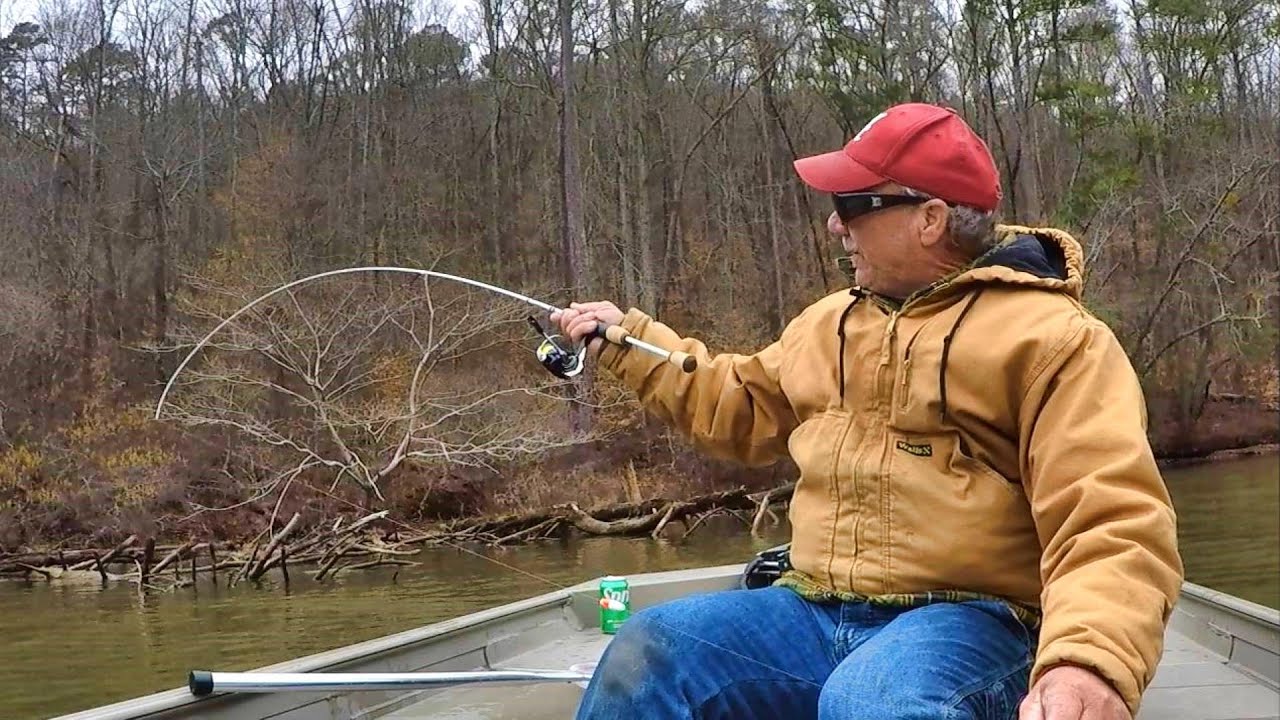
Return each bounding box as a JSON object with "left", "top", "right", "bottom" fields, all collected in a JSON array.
[{"left": 775, "top": 569, "right": 1043, "bottom": 629}]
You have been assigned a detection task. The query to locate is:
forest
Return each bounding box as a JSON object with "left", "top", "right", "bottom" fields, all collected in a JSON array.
[{"left": 0, "top": 0, "right": 1276, "bottom": 554}]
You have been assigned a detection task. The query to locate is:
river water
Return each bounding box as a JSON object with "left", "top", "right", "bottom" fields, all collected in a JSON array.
[{"left": 1, "top": 454, "right": 1276, "bottom": 719}]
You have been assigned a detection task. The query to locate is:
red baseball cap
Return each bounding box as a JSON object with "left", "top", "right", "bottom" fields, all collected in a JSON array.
[{"left": 793, "top": 103, "right": 1002, "bottom": 212}]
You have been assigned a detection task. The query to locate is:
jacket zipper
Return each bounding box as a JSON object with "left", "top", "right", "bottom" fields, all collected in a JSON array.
[
  {"left": 853, "top": 310, "right": 899, "bottom": 588},
  {"left": 827, "top": 414, "right": 855, "bottom": 590},
  {"left": 899, "top": 328, "right": 923, "bottom": 409}
]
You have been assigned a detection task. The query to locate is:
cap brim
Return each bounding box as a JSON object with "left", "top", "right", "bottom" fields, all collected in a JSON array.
[{"left": 793, "top": 150, "right": 887, "bottom": 193}]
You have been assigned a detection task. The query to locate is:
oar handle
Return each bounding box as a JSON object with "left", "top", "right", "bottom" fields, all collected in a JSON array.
[
  {"left": 595, "top": 324, "right": 696, "bottom": 373},
  {"left": 188, "top": 669, "right": 593, "bottom": 695}
]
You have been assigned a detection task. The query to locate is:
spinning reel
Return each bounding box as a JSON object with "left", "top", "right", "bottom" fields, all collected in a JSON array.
[{"left": 527, "top": 316, "right": 587, "bottom": 379}]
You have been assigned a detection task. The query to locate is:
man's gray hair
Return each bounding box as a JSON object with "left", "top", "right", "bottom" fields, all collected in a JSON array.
[{"left": 902, "top": 187, "right": 1000, "bottom": 259}]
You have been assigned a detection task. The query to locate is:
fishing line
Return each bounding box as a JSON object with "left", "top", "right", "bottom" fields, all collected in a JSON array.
[
  {"left": 155, "top": 266, "right": 694, "bottom": 420},
  {"left": 297, "top": 478, "right": 569, "bottom": 592},
  {"left": 297, "top": 480, "right": 816, "bottom": 686},
  {"left": 156, "top": 266, "right": 803, "bottom": 684}
]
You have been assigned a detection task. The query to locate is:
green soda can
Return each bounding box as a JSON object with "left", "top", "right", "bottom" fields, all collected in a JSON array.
[{"left": 598, "top": 575, "right": 630, "bottom": 634}]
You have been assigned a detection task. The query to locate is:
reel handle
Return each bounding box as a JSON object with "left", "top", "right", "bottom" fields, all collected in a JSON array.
[{"left": 594, "top": 324, "right": 697, "bottom": 374}]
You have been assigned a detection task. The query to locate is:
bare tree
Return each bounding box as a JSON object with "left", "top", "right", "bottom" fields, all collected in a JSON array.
[{"left": 163, "top": 272, "right": 585, "bottom": 507}]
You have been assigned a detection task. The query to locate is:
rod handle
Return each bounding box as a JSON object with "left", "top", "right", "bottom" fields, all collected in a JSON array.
[
  {"left": 595, "top": 324, "right": 697, "bottom": 373},
  {"left": 669, "top": 351, "right": 696, "bottom": 373},
  {"left": 600, "top": 324, "right": 630, "bottom": 345}
]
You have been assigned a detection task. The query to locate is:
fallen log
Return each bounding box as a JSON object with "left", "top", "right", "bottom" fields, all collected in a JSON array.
[
  {"left": 0, "top": 549, "right": 113, "bottom": 569},
  {"left": 337, "top": 511, "right": 388, "bottom": 537},
  {"left": 139, "top": 538, "right": 156, "bottom": 583},
  {"left": 0, "top": 482, "right": 800, "bottom": 585},
  {"left": 151, "top": 541, "right": 196, "bottom": 578},
  {"left": 566, "top": 502, "right": 672, "bottom": 536},
  {"left": 247, "top": 513, "right": 302, "bottom": 581},
  {"left": 651, "top": 502, "right": 687, "bottom": 539},
  {"left": 68, "top": 535, "right": 138, "bottom": 571},
  {"left": 751, "top": 496, "right": 773, "bottom": 537},
  {"left": 492, "top": 519, "right": 562, "bottom": 546},
  {"left": 231, "top": 533, "right": 265, "bottom": 587},
  {"left": 313, "top": 536, "right": 359, "bottom": 582},
  {"left": 14, "top": 563, "right": 54, "bottom": 579}
]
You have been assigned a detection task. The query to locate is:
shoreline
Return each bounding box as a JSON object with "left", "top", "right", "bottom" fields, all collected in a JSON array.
[
  {"left": 2, "top": 444, "right": 1275, "bottom": 584},
  {"left": 1156, "top": 443, "right": 1279, "bottom": 469},
  {"left": 3, "top": 394, "right": 1276, "bottom": 569}
]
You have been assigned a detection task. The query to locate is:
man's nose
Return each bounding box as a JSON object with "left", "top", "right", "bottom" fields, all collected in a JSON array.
[{"left": 827, "top": 211, "right": 846, "bottom": 237}]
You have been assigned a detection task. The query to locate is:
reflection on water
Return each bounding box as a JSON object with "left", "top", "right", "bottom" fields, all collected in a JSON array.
[
  {"left": 0, "top": 517, "right": 791, "bottom": 719},
  {"left": 1164, "top": 453, "right": 1279, "bottom": 609},
  {"left": 1, "top": 453, "right": 1275, "bottom": 719}
]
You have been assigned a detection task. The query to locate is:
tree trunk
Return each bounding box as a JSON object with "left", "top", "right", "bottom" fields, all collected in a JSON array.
[{"left": 560, "top": 0, "right": 594, "bottom": 436}]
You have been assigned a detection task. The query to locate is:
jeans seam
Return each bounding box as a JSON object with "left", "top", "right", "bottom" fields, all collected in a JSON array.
[
  {"left": 970, "top": 600, "right": 1039, "bottom": 667},
  {"left": 1001, "top": 602, "right": 1035, "bottom": 652},
  {"left": 694, "top": 679, "right": 824, "bottom": 720},
  {"left": 831, "top": 606, "right": 847, "bottom": 664},
  {"left": 941, "top": 656, "right": 1033, "bottom": 717},
  {"left": 646, "top": 615, "right": 825, "bottom": 689}
]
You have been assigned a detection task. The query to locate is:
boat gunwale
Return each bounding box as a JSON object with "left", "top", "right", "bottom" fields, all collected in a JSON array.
[
  {"left": 48, "top": 571, "right": 1278, "bottom": 719},
  {"left": 1179, "top": 581, "right": 1280, "bottom": 631},
  {"left": 1168, "top": 581, "right": 1280, "bottom": 691},
  {"left": 50, "top": 584, "right": 580, "bottom": 720},
  {"left": 50, "top": 564, "right": 749, "bottom": 720}
]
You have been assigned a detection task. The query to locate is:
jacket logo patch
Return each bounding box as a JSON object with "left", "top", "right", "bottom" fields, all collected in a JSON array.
[{"left": 895, "top": 439, "right": 933, "bottom": 457}]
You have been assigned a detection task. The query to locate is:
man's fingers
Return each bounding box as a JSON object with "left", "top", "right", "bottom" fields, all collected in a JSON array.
[
  {"left": 566, "top": 313, "right": 599, "bottom": 344},
  {"left": 551, "top": 302, "right": 623, "bottom": 351},
  {"left": 569, "top": 301, "right": 614, "bottom": 313},
  {"left": 1041, "top": 687, "right": 1085, "bottom": 720},
  {"left": 1020, "top": 689, "right": 1045, "bottom": 720}
]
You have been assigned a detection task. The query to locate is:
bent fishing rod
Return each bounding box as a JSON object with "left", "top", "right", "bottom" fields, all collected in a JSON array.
[{"left": 154, "top": 266, "right": 697, "bottom": 419}]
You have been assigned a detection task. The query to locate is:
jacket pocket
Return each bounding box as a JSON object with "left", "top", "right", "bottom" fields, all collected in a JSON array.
[
  {"left": 885, "top": 431, "right": 1040, "bottom": 603},
  {"left": 952, "top": 434, "right": 1022, "bottom": 497},
  {"left": 787, "top": 410, "right": 853, "bottom": 588}
]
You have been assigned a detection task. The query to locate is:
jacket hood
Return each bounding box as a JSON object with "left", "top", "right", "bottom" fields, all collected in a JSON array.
[
  {"left": 952, "top": 224, "right": 1085, "bottom": 300},
  {"left": 834, "top": 224, "right": 1087, "bottom": 411}
]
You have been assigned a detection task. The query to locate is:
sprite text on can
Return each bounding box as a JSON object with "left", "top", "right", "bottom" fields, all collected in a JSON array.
[{"left": 599, "top": 575, "right": 630, "bottom": 634}]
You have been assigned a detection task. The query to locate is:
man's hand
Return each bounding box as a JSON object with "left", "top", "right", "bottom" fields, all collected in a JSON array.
[
  {"left": 549, "top": 301, "right": 625, "bottom": 353},
  {"left": 1019, "top": 665, "right": 1131, "bottom": 720}
]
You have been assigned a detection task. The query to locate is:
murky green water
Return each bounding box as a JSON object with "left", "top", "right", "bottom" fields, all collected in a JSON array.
[
  {"left": 1165, "top": 454, "right": 1280, "bottom": 609},
  {"left": 2, "top": 453, "right": 1276, "bottom": 719}
]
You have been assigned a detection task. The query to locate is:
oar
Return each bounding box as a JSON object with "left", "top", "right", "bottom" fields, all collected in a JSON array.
[{"left": 187, "top": 668, "right": 594, "bottom": 696}]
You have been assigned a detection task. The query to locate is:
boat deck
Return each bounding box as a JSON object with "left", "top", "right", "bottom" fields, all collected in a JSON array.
[
  {"left": 382, "top": 616, "right": 1278, "bottom": 720},
  {"left": 54, "top": 566, "right": 1280, "bottom": 720},
  {"left": 1142, "top": 627, "right": 1278, "bottom": 719}
]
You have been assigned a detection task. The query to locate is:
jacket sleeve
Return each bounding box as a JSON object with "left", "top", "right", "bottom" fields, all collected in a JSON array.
[
  {"left": 1018, "top": 318, "right": 1184, "bottom": 715},
  {"left": 595, "top": 308, "right": 800, "bottom": 467}
]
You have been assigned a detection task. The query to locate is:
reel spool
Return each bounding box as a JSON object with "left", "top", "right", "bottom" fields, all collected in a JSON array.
[{"left": 528, "top": 316, "right": 587, "bottom": 379}]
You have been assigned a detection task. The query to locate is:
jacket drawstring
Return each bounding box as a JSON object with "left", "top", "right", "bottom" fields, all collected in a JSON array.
[
  {"left": 939, "top": 289, "right": 985, "bottom": 422},
  {"left": 836, "top": 287, "right": 864, "bottom": 403}
]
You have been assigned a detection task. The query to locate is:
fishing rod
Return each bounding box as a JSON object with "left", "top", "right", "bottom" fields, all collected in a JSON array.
[
  {"left": 154, "top": 267, "right": 697, "bottom": 420},
  {"left": 187, "top": 667, "right": 594, "bottom": 696}
]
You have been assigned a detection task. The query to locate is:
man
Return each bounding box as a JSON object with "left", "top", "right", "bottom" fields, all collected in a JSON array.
[{"left": 551, "top": 103, "right": 1183, "bottom": 720}]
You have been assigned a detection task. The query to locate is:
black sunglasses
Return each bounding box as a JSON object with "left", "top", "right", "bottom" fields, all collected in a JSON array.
[{"left": 832, "top": 192, "right": 929, "bottom": 223}]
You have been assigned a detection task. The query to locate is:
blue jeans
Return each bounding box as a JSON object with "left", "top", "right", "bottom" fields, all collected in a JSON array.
[{"left": 574, "top": 586, "right": 1036, "bottom": 719}]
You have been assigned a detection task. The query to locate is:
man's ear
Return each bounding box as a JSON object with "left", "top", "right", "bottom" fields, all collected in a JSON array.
[{"left": 917, "top": 199, "right": 950, "bottom": 247}]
